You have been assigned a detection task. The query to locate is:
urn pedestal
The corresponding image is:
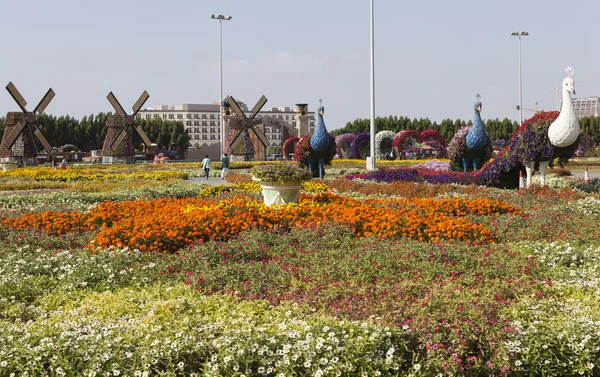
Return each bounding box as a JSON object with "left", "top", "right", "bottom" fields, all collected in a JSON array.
[{"left": 253, "top": 178, "right": 302, "bottom": 207}]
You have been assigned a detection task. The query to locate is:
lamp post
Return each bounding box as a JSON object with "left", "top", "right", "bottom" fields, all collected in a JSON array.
[
  {"left": 210, "top": 14, "right": 232, "bottom": 159},
  {"left": 550, "top": 87, "right": 559, "bottom": 111},
  {"left": 511, "top": 31, "right": 528, "bottom": 125},
  {"left": 367, "top": 0, "right": 376, "bottom": 170}
]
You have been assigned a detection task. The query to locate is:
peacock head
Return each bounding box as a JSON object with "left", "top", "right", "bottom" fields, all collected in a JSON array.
[
  {"left": 474, "top": 94, "right": 482, "bottom": 113},
  {"left": 563, "top": 66, "right": 576, "bottom": 95}
]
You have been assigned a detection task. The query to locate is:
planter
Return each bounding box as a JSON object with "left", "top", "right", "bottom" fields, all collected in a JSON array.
[{"left": 258, "top": 180, "right": 302, "bottom": 207}]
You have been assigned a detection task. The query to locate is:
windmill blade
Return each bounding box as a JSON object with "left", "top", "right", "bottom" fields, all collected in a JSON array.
[
  {"left": 135, "top": 124, "right": 152, "bottom": 147},
  {"left": 131, "top": 90, "right": 150, "bottom": 116},
  {"left": 1, "top": 119, "right": 26, "bottom": 150},
  {"left": 249, "top": 126, "right": 268, "bottom": 148},
  {"left": 107, "top": 92, "right": 127, "bottom": 116},
  {"left": 33, "top": 88, "right": 55, "bottom": 114},
  {"left": 110, "top": 127, "right": 128, "bottom": 151},
  {"left": 32, "top": 124, "right": 53, "bottom": 153},
  {"left": 227, "top": 97, "right": 247, "bottom": 119},
  {"left": 228, "top": 124, "right": 247, "bottom": 150},
  {"left": 250, "top": 95, "right": 268, "bottom": 119},
  {"left": 6, "top": 82, "right": 27, "bottom": 112},
  {"left": 229, "top": 128, "right": 246, "bottom": 152}
]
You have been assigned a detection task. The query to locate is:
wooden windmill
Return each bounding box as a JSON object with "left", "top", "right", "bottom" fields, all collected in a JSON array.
[
  {"left": 227, "top": 95, "right": 269, "bottom": 159},
  {"left": 101, "top": 91, "right": 151, "bottom": 163},
  {"left": 0, "top": 82, "right": 54, "bottom": 162}
]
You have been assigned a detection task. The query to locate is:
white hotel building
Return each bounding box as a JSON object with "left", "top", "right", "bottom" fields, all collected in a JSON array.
[
  {"left": 572, "top": 97, "right": 600, "bottom": 118},
  {"left": 136, "top": 102, "right": 316, "bottom": 148}
]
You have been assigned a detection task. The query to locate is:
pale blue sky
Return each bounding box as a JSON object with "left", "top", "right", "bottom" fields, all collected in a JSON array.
[{"left": 1, "top": 0, "right": 598, "bottom": 130}]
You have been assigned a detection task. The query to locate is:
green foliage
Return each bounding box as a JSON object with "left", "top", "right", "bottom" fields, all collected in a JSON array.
[
  {"left": 334, "top": 116, "right": 520, "bottom": 142},
  {"left": 575, "top": 178, "right": 600, "bottom": 193}
]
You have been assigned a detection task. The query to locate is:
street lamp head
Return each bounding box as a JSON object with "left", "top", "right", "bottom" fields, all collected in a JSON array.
[
  {"left": 225, "top": 16, "right": 232, "bottom": 20},
  {"left": 521, "top": 32, "right": 529, "bottom": 36},
  {"left": 210, "top": 14, "right": 216, "bottom": 18}
]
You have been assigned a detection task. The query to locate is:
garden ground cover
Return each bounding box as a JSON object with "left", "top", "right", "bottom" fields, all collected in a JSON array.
[{"left": 1, "top": 164, "right": 600, "bottom": 376}]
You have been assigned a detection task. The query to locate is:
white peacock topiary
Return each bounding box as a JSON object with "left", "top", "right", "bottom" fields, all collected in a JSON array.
[{"left": 548, "top": 66, "right": 580, "bottom": 148}]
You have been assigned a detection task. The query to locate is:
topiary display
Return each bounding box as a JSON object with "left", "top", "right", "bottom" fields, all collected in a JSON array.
[
  {"left": 349, "top": 132, "right": 370, "bottom": 159},
  {"left": 447, "top": 126, "right": 493, "bottom": 172},
  {"left": 374, "top": 131, "right": 395, "bottom": 159},
  {"left": 335, "top": 133, "right": 356, "bottom": 159},
  {"left": 282, "top": 136, "right": 299, "bottom": 160},
  {"left": 101, "top": 115, "right": 134, "bottom": 157}
]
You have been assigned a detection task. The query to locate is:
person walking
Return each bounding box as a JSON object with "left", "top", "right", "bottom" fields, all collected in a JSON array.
[
  {"left": 221, "top": 153, "right": 230, "bottom": 179},
  {"left": 202, "top": 154, "right": 211, "bottom": 179}
]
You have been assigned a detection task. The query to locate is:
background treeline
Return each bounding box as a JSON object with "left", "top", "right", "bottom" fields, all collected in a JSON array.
[
  {"left": 0, "top": 114, "right": 191, "bottom": 153},
  {"left": 332, "top": 115, "right": 600, "bottom": 143}
]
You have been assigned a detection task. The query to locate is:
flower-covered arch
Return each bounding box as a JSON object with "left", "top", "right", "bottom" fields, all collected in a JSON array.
[
  {"left": 393, "top": 130, "right": 422, "bottom": 158},
  {"left": 282, "top": 136, "right": 300, "bottom": 160},
  {"left": 420, "top": 129, "right": 447, "bottom": 158},
  {"left": 375, "top": 131, "right": 396, "bottom": 159},
  {"left": 335, "top": 133, "right": 357, "bottom": 159},
  {"left": 349, "top": 133, "right": 370, "bottom": 159}
]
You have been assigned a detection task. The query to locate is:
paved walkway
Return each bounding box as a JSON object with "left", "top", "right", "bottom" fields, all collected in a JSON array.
[{"left": 570, "top": 170, "right": 600, "bottom": 180}]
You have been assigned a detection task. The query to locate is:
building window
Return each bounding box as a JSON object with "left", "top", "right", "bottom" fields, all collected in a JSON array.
[
  {"left": 168, "top": 114, "right": 175, "bottom": 120},
  {"left": 154, "top": 114, "right": 160, "bottom": 119},
  {"left": 186, "top": 121, "right": 192, "bottom": 126},
  {"left": 210, "top": 135, "right": 216, "bottom": 140},
  {"left": 194, "top": 135, "right": 200, "bottom": 140},
  {"left": 210, "top": 114, "right": 215, "bottom": 119},
  {"left": 136, "top": 114, "right": 141, "bottom": 119},
  {"left": 202, "top": 135, "right": 208, "bottom": 140},
  {"left": 210, "top": 128, "right": 215, "bottom": 133},
  {"left": 186, "top": 114, "right": 191, "bottom": 119},
  {"left": 194, "top": 114, "right": 199, "bottom": 119},
  {"left": 202, "top": 121, "right": 207, "bottom": 127},
  {"left": 177, "top": 114, "right": 183, "bottom": 120},
  {"left": 202, "top": 128, "right": 207, "bottom": 133},
  {"left": 194, "top": 128, "right": 199, "bottom": 133},
  {"left": 202, "top": 114, "right": 207, "bottom": 119},
  {"left": 209, "top": 121, "right": 215, "bottom": 127},
  {"left": 194, "top": 121, "right": 199, "bottom": 126},
  {"left": 162, "top": 114, "right": 167, "bottom": 120},
  {"left": 286, "top": 115, "right": 289, "bottom": 120},
  {"left": 145, "top": 114, "right": 151, "bottom": 119}
]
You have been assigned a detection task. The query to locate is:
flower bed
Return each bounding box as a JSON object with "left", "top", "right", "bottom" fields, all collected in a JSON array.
[{"left": 2, "top": 163, "right": 600, "bottom": 376}]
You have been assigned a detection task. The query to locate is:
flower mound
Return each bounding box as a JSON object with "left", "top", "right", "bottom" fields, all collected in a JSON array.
[
  {"left": 3, "top": 193, "right": 522, "bottom": 252},
  {"left": 250, "top": 163, "right": 312, "bottom": 184}
]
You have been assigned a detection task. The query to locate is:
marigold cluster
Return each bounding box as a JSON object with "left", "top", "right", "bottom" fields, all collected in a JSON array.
[{"left": 3, "top": 193, "right": 521, "bottom": 252}]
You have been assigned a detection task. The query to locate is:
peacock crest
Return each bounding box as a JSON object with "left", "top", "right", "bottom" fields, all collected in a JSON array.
[
  {"left": 465, "top": 94, "right": 488, "bottom": 150},
  {"left": 310, "top": 98, "right": 330, "bottom": 152}
]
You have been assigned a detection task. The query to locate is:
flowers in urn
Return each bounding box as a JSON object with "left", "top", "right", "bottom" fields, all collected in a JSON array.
[{"left": 250, "top": 163, "right": 312, "bottom": 185}]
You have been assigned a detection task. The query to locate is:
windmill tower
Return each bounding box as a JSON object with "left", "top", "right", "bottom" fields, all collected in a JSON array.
[
  {"left": 101, "top": 91, "right": 152, "bottom": 164},
  {"left": 0, "top": 82, "right": 54, "bottom": 166}
]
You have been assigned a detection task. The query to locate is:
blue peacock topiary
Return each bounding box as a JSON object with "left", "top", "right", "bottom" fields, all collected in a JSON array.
[{"left": 462, "top": 94, "right": 490, "bottom": 172}]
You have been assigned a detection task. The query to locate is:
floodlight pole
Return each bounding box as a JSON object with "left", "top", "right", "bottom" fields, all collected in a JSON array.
[
  {"left": 551, "top": 87, "right": 559, "bottom": 111},
  {"left": 367, "top": 0, "right": 376, "bottom": 170},
  {"left": 211, "top": 14, "right": 232, "bottom": 159},
  {"left": 511, "top": 31, "right": 528, "bottom": 125}
]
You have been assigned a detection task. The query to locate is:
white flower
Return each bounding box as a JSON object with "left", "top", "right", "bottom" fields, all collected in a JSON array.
[{"left": 414, "top": 363, "right": 421, "bottom": 371}]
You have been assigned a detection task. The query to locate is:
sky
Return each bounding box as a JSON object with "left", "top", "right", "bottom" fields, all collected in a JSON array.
[{"left": 1, "top": 0, "right": 599, "bottom": 131}]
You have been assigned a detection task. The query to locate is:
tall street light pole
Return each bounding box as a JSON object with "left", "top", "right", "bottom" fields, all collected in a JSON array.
[
  {"left": 210, "top": 14, "right": 232, "bottom": 159},
  {"left": 550, "top": 87, "right": 559, "bottom": 111},
  {"left": 511, "top": 31, "right": 528, "bottom": 125},
  {"left": 367, "top": 0, "right": 376, "bottom": 170}
]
